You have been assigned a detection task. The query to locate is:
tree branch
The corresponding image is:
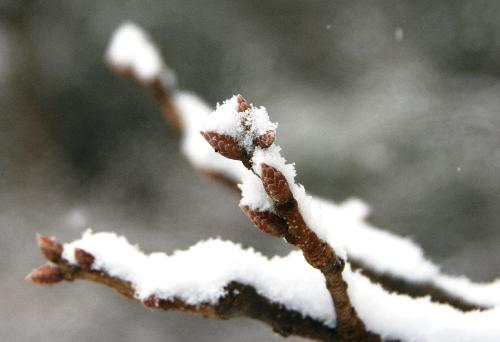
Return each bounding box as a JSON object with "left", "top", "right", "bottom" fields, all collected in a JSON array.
[
  {"left": 115, "top": 63, "right": 489, "bottom": 313},
  {"left": 199, "top": 95, "right": 379, "bottom": 341},
  {"left": 27, "top": 235, "right": 339, "bottom": 341}
]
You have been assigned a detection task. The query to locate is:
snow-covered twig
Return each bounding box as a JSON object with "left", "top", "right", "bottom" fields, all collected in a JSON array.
[
  {"left": 200, "top": 95, "right": 378, "bottom": 341},
  {"left": 106, "top": 22, "right": 184, "bottom": 133},
  {"left": 27, "top": 21, "right": 500, "bottom": 342},
  {"left": 105, "top": 23, "right": 500, "bottom": 314},
  {"left": 28, "top": 235, "right": 339, "bottom": 341},
  {"left": 106, "top": 22, "right": 244, "bottom": 189},
  {"left": 29, "top": 232, "right": 500, "bottom": 342}
]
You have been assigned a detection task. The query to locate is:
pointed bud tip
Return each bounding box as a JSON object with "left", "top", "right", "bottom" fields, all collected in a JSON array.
[{"left": 236, "top": 94, "right": 251, "bottom": 113}]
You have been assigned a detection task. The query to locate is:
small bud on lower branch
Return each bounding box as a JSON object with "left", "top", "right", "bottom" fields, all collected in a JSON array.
[
  {"left": 75, "top": 248, "right": 95, "bottom": 271},
  {"left": 36, "top": 235, "right": 63, "bottom": 263},
  {"left": 240, "top": 205, "right": 288, "bottom": 237},
  {"left": 201, "top": 132, "right": 245, "bottom": 161},
  {"left": 26, "top": 264, "right": 63, "bottom": 284},
  {"left": 260, "top": 163, "right": 292, "bottom": 205}
]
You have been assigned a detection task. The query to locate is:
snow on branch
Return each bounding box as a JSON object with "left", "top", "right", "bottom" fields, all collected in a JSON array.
[
  {"left": 106, "top": 22, "right": 247, "bottom": 186},
  {"left": 106, "top": 22, "right": 175, "bottom": 86},
  {"left": 103, "top": 19, "right": 500, "bottom": 328},
  {"left": 27, "top": 22, "right": 500, "bottom": 342},
  {"left": 176, "top": 88, "right": 500, "bottom": 313},
  {"left": 200, "top": 94, "right": 500, "bottom": 342},
  {"left": 29, "top": 233, "right": 500, "bottom": 342},
  {"left": 201, "top": 95, "right": 378, "bottom": 341},
  {"left": 104, "top": 24, "right": 500, "bottom": 313},
  {"left": 28, "top": 234, "right": 338, "bottom": 341}
]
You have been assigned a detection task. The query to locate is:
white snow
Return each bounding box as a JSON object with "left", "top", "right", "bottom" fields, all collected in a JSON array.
[
  {"left": 202, "top": 96, "right": 242, "bottom": 140},
  {"left": 239, "top": 172, "right": 275, "bottom": 212},
  {"left": 106, "top": 22, "right": 175, "bottom": 85},
  {"left": 62, "top": 230, "right": 500, "bottom": 341},
  {"left": 201, "top": 95, "right": 500, "bottom": 308},
  {"left": 103, "top": 24, "right": 500, "bottom": 336},
  {"left": 344, "top": 265, "right": 500, "bottom": 342},
  {"left": 62, "top": 230, "right": 335, "bottom": 326}
]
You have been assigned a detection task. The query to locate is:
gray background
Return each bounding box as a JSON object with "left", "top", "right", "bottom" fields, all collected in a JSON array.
[{"left": 2, "top": 1, "right": 500, "bottom": 341}]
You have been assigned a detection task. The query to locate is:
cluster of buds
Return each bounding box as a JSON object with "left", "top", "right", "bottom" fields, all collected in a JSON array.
[
  {"left": 26, "top": 235, "right": 96, "bottom": 284},
  {"left": 201, "top": 95, "right": 287, "bottom": 238},
  {"left": 201, "top": 95, "right": 338, "bottom": 270},
  {"left": 200, "top": 95, "right": 276, "bottom": 164}
]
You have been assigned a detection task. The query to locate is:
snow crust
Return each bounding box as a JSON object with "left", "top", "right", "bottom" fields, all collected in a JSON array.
[
  {"left": 106, "top": 22, "right": 175, "bottom": 85},
  {"left": 62, "top": 231, "right": 500, "bottom": 341},
  {"left": 62, "top": 230, "right": 335, "bottom": 326}
]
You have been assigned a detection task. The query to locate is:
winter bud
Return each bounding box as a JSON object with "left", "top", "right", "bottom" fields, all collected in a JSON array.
[
  {"left": 75, "top": 248, "right": 95, "bottom": 271},
  {"left": 240, "top": 205, "right": 287, "bottom": 237},
  {"left": 26, "top": 264, "right": 63, "bottom": 284},
  {"left": 201, "top": 132, "right": 245, "bottom": 160},
  {"left": 254, "top": 130, "right": 275, "bottom": 149},
  {"left": 260, "top": 163, "right": 292, "bottom": 205}
]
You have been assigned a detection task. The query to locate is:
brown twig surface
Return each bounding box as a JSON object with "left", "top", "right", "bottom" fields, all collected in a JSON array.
[{"left": 27, "top": 236, "right": 339, "bottom": 342}]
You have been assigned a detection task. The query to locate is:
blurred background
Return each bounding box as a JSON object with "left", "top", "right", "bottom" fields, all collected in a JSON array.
[{"left": 2, "top": 0, "right": 500, "bottom": 341}]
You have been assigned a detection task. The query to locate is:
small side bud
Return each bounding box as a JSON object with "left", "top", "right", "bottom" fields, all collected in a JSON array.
[
  {"left": 201, "top": 132, "right": 245, "bottom": 160},
  {"left": 236, "top": 94, "right": 251, "bottom": 113},
  {"left": 254, "top": 130, "right": 275, "bottom": 149},
  {"left": 36, "top": 235, "right": 63, "bottom": 263},
  {"left": 240, "top": 205, "right": 287, "bottom": 237},
  {"left": 260, "top": 163, "right": 292, "bottom": 205},
  {"left": 26, "top": 264, "right": 63, "bottom": 284},
  {"left": 75, "top": 248, "right": 95, "bottom": 271}
]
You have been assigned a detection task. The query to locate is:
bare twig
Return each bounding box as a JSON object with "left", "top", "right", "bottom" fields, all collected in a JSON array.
[{"left": 28, "top": 235, "right": 339, "bottom": 342}]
